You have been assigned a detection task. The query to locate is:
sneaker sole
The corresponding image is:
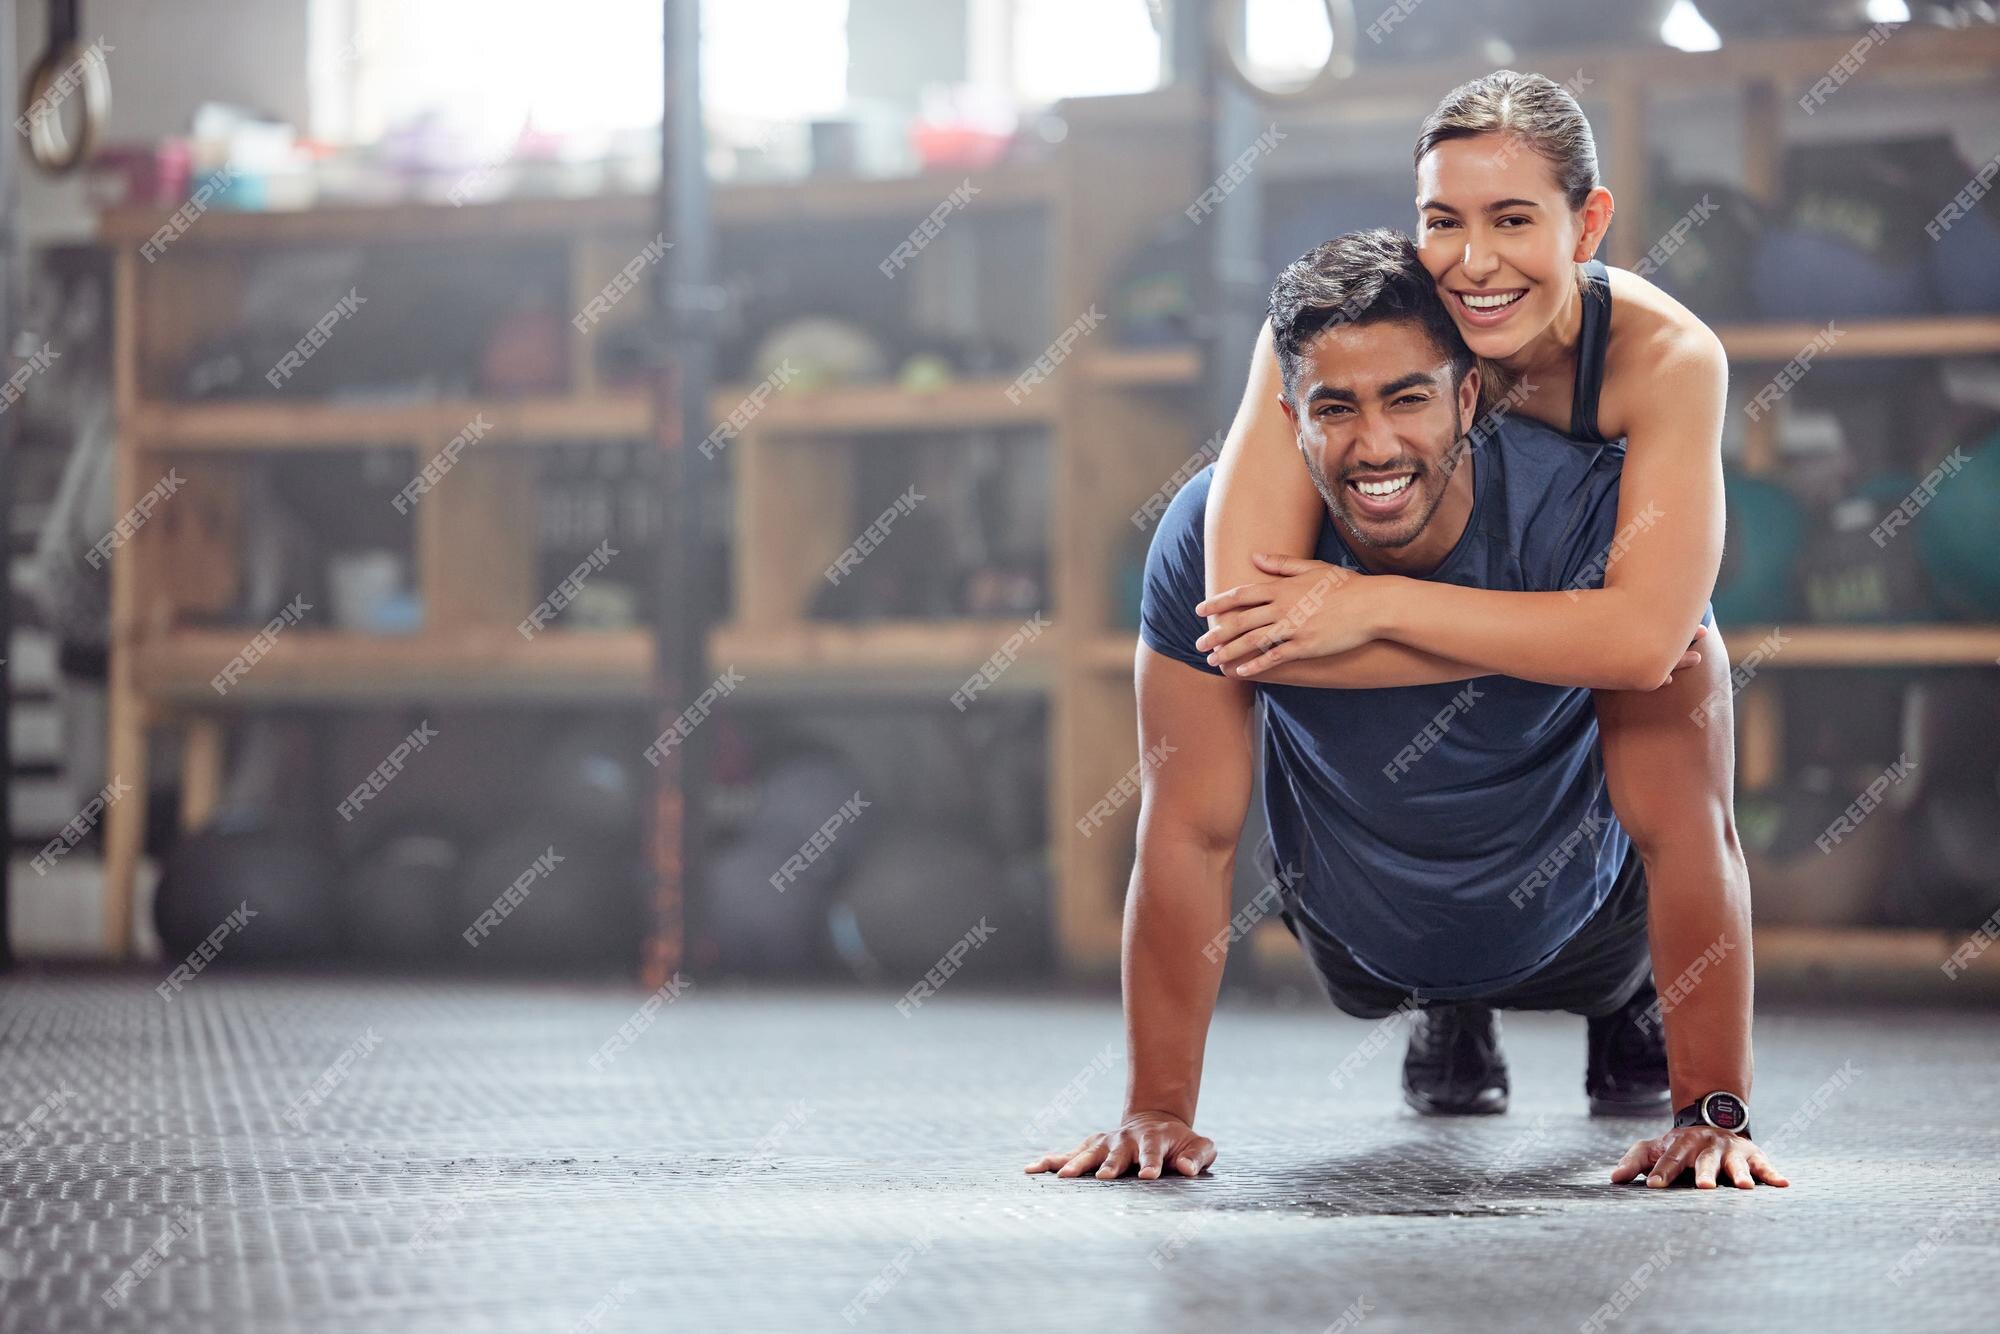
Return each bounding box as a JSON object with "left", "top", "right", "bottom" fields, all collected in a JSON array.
[{"left": 1403, "top": 1087, "right": 1509, "bottom": 1116}]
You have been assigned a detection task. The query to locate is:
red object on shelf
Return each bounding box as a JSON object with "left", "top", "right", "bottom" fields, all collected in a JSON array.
[
  {"left": 87, "top": 140, "right": 193, "bottom": 208},
  {"left": 911, "top": 121, "right": 1012, "bottom": 173}
]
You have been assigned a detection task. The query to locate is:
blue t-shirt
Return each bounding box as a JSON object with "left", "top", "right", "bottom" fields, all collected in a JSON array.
[{"left": 1142, "top": 419, "right": 1683, "bottom": 998}]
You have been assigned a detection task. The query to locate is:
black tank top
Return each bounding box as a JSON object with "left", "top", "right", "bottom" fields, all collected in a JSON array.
[{"left": 1569, "top": 258, "right": 1613, "bottom": 444}]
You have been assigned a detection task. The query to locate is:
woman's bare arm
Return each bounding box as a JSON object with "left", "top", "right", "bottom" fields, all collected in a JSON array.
[
  {"left": 1201, "top": 319, "right": 1727, "bottom": 692},
  {"left": 1365, "top": 324, "right": 1727, "bottom": 689},
  {"left": 1203, "top": 320, "right": 1324, "bottom": 610}
]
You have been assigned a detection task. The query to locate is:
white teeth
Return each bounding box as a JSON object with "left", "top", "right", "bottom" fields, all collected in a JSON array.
[
  {"left": 1462, "top": 291, "right": 1523, "bottom": 310},
  {"left": 1355, "top": 475, "right": 1413, "bottom": 498}
]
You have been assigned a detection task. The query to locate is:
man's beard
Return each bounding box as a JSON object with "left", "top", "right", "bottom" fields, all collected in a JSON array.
[{"left": 1305, "top": 427, "right": 1471, "bottom": 551}]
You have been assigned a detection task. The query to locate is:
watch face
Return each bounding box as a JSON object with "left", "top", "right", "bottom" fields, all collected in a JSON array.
[{"left": 1704, "top": 1092, "right": 1747, "bottom": 1131}]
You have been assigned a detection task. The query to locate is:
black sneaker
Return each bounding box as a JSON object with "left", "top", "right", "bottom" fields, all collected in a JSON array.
[
  {"left": 1402, "top": 1003, "right": 1509, "bottom": 1115},
  {"left": 1586, "top": 976, "right": 1672, "bottom": 1116}
]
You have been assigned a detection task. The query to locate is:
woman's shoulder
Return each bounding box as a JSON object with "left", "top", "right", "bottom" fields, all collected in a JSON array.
[{"left": 1598, "top": 264, "right": 1727, "bottom": 434}]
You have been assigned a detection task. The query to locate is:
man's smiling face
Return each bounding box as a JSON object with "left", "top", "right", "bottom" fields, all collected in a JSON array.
[{"left": 1281, "top": 317, "right": 1481, "bottom": 560}]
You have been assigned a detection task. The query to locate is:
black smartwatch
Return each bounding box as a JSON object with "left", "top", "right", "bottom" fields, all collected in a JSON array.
[{"left": 1673, "top": 1090, "right": 1751, "bottom": 1140}]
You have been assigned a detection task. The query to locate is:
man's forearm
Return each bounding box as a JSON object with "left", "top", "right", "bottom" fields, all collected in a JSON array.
[
  {"left": 1640, "top": 833, "right": 1755, "bottom": 1108},
  {"left": 1121, "top": 834, "right": 1235, "bottom": 1125}
]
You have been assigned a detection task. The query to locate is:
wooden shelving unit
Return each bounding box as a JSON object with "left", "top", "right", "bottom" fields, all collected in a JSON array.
[
  {"left": 1718, "top": 316, "right": 2000, "bottom": 362},
  {"left": 127, "top": 393, "right": 652, "bottom": 450},
  {"left": 709, "top": 377, "right": 1052, "bottom": 435},
  {"left": 130, "top": 629, "right": 654, "bottom": 702},
  {"left": 97, "top": 196, "right": 665, "bottom": 956},
  {"left": 91, "top": 24, "right": 1997, "bottom": 984},
  {"left": 707, "top": 618, "right": 1060, "bottom": 685}
]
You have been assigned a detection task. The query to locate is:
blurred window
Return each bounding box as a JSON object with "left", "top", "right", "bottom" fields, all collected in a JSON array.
[
  {"left": 998, "top": 0, "right": 1164, "bottom": 105},
  {"left": 316, "top": 0, "right": 850, "bottom": 145}
]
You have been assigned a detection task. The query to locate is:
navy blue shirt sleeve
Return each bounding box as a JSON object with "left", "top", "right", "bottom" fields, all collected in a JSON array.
[
  {"left": 1542, "top": 443, "right": 1715, "bottom": 626},
  {"left": 1138, "top": 467, "right": 1223, "bottom": 675}
]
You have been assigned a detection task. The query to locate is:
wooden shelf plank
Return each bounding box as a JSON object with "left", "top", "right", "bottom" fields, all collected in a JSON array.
[
  {"left": 97, "top": 167, "right": 1050, "bottom": 250},
  {"left": 1722, "top": 625, "right": 2000, "bottom": 667},
  {"left": 128, "top": 394, "right": 651, "bottom": 449},
  {"left": 99, "top": 193, "right": 657, "bottom": 248},
  {"left": 710, "top": 378, "right": 1051, "bottom": 435},
  {"left": 1086, "top": 346, "right": 1203, "bottom": 388},
  {"left": 716, "top": 164, "right": 1050, "bottom": 225},
  {"left": 1717, "top": 316, "right": 2000, "bottom": 362},
  {"left": 1753, "top": 925, "right": 2000, "bottom": 996},
  {"left": 134, "top": 629, "right": 654, "bottom": 702},
  {"left": 709, "top": 619, "right": 1058, "bottom": 687}
]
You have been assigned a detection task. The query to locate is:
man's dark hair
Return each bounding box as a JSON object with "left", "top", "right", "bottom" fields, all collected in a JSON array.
[{"left": 1267, "top": 228, "right": 1474, "bottom": 405}]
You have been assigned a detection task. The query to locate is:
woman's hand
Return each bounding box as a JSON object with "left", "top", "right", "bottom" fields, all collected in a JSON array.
[{"left": 1194, "top": 553, "right": 1386, "bottom": 677}]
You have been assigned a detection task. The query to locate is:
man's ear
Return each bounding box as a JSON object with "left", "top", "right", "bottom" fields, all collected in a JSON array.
[
  {"left": 1458, "top": 363, "right": 1482, "bottom": 435},
  {"left": 1277, "top": 392, "right": 1298, "bottom": 429}
]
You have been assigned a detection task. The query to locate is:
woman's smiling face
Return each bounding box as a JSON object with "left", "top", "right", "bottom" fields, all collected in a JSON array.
[{"left": 1415, "top": 133, "right": 1597, "bottom": 362}]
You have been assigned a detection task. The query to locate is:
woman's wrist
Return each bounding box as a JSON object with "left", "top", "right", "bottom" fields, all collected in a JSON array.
[{"left": 1357, "top": 573, "right": 1406, "bottom": 642}]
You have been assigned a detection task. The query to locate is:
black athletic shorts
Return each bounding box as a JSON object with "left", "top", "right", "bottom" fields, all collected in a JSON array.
[{"left": 1259, "top": 832, "right": 1653, "bottom": 1021}]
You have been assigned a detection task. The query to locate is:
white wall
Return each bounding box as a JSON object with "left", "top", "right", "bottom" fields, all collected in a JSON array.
[{"left": 16, "top": 0, "right": 311, "bottom": 243}]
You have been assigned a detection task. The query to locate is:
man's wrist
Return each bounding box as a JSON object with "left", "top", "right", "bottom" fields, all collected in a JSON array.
[
  {"left": 1673, "top": 1090, "right": 1752, "bottom": 1139},
  {"left": 1124, "top": 1093, "right": 1197, "bottom": 1126}
]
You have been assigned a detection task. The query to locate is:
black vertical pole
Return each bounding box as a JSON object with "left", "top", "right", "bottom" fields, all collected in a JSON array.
[
  {"left": 642, "top": 0, "right": 714, "bottom": 989},
  {"left": 0, "top": 0, "right": 20, "bottom": 972}
]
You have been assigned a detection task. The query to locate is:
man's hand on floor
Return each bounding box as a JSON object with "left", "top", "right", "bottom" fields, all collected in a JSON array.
[
  {"left": 1611, "top": 1125, "right": 1789, "bottom": 1190},
  {"left": 1024, "top": 1110, "right": 1216, "bottom": 1180}
]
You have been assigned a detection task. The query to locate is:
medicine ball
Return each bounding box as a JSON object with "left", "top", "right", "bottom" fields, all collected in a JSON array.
[
  {"left": 1752, "top": 139, "right": 1955, "bottom": 322},
  {"left": 1910, "top": 779, "right": 2000, "bottom": 928},
  {"left": 1800, "top": 483, "right": 1930, "bottom": 624},
  {"left": 153, "top": 814, "right": 343, "bottom": 963},
  {"left": 338, "top": 813, "right": 468, "bottom": 964},
  {"left": 1916, "top": 429, "right": 2000, "bottom": 618},
  {"left": 1714, "top": 472, "right": 1805, "bottom": 624},
  {"left": 1752, "top": 228, "right": 1930, "bottom": 322},
  {"left": 454, "top": 827, "right": 638, "bottom": 971},
  {"left": 748, "top": 748, "right": 870, "bottom": 897},
  {"left": 827, "top": 825, "right": 1035, "bottom": 983},
  {"left": 1930, "top": 185, "right": 2000, "bottom": 313},
  {"left": 1639, "top": 180, "right": 1765, "bottom": 321},
  {"left": 1738, "top": 775, "right": 1894, "bottom": 927},
  {"left": 699, "top": 837, "right": 828, "bottom": 975},
  {"left": 538, "top": 722, "right": 646, "bottom": 835}
]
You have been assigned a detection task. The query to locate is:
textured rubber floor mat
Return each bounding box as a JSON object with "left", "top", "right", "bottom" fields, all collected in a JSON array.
[{"left": 0, "top": 972, "right": 1995, "bottom": 1332}]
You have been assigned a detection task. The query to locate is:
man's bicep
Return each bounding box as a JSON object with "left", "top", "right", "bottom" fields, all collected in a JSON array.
[{"left": 1136, "top": 646, "right": 1257, "bottom": 850}]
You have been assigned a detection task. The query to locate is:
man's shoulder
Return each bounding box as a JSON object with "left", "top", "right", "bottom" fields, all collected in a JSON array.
[
  {"left": 1139, "top": 465, "right": 1221, "bottom": 674},
  {"left": 1157, "top": 463, "right": 1217, "bottom": 539}
]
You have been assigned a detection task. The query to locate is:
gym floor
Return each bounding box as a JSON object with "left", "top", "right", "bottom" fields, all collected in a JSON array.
[{"left": 0, "top": 970, "right": 1994, "bottom": 1334}]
